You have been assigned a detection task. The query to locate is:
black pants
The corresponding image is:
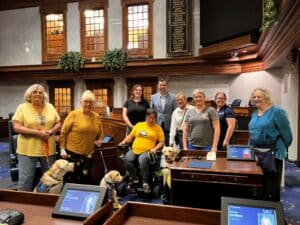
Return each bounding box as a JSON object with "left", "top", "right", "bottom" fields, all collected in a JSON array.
[
  {"left": 63, "top": 150, "right": 92, "bottom": 185},
  {"left": 161, "top": 122, "right": 170, "bottom": 146},
  {"left": 262, "top": 159, "right": 283, "bottom": 201},
  {"left": 175, "top": 130, "right": 183, "bottom": 149}
]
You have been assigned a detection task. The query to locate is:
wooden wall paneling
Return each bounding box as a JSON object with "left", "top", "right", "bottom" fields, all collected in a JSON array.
[
  {"left": 101, "top": 118, "right": 126, "bottom": 145},
  {"left": 257, "top": 0, "right": 300, "bottom": 69}
]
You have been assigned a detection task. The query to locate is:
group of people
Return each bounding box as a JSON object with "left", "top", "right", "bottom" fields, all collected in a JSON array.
[
  {"left": 12, "top": 80, "right": 292, "bottom": 202},
  {"left": 13, "top": 85, "right": 103, "bottom": 191},
  {"left": 120, "top": 79, "right": 292, "bottom": 200}
]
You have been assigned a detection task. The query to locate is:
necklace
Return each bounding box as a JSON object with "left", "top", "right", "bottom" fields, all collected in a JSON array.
[{"left": 258, "top": 105, "right": 272, "bottom": 116}]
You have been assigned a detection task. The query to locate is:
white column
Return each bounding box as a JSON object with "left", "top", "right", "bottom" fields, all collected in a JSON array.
[
  {"left": 67, "top": 3, "right": 80, "bottom": 52},
  {"left": 281, "top": 61, "right": 298, "bottom": 161},
  {"left": 108, "top": 0, "right": 122, "bottom": 49},
  {"left": 74, "top": 79, "right": 86, "bottom": 108},
  {"left": 114, "top": 77, "right": 127, "bottom": 107},
  {"left": 280, "top": 60, "right": 298, "bottom": 188}
]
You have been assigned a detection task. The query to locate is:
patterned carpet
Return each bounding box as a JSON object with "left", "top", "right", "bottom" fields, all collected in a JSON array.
[
  {"left": 0, "top": 142, "right": 299, "bottom": 224},
  {"left": 0, "top": 142, "right": 17, "bottom": 189},
  {"left": 281, "top": 161, "right": 300, "bottom": 225}
]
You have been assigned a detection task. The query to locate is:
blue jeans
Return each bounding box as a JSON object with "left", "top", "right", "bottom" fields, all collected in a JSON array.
[
  {"left": 123, "top": 150, "right": 152, "bottom": 184},
  {"left": 18, "top": 154, "right": 55, "bottom": 191},
  {"left": 188, "top": 143, "right": 211, "bottom": 151}
]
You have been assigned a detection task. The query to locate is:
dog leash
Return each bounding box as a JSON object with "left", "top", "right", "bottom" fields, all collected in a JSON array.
[
  {"left": 99, "top": 150, "right": 108, "bottom": 174},
  {"left": 44, "top": 140, "right": 49, "bottom": 164}
]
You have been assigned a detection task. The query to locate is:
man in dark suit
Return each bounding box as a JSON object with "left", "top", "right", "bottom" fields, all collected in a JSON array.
[{"left": 150, "top": 78, "right": 177, "bottom": 145}]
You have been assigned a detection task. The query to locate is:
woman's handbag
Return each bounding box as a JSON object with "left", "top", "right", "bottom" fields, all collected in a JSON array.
[
  {"left": 253, "top": 147, "right": 276, "bottom": 173},
  {"left": 175, "top": 130, "right": 183, "bottom": 147}
]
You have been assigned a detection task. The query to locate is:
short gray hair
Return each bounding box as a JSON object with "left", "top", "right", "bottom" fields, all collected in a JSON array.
[
  {"left": 24, "top": 84, "right": 48, "bottom": 103},
  {"left": 192, "top": 89, "right": 206, "bottom": 98}
]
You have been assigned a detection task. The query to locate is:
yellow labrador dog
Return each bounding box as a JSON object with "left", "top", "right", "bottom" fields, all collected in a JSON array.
[
  {"left": 100, "top": 170, "right": 123, "bottom": 209},
  {"left": 161, "top": 147, "right": 180, "bottom": 187},
  {"left": 34, "top": 159, "right": 74, "bottom": 194}
]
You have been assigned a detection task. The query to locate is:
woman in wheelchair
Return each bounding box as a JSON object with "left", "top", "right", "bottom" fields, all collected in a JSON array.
[{"left": 119, "top": 108, "right": 165, "bottom": 194}]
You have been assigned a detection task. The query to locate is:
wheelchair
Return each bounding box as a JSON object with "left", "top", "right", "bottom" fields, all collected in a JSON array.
[{"left": 116, "top": 145, "right": 163, "bottom": 198}]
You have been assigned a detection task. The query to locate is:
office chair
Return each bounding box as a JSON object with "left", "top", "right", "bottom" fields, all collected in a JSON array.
[{"left": 230, "top": 99, "right": 241, "bottom": 107}]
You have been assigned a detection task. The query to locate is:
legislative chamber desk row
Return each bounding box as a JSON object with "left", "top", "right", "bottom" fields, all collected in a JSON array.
[
  {"left": 0, "top": 190, "right": 221, "bottom": 225},
  {"left": 90, "top": 147, "right": 263, "bottom": 210},
  {"left": 0, "top": 150, "right": 263, "bottom": 224},
  {"left": 170, "top": 150, "right": 264, "bottom": 209}
]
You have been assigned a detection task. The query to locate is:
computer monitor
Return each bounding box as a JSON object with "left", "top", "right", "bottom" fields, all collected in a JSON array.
[
  {"left": 221, "top": 197, "right": 285, "bottom": 225},
  {"left": 52, "top": 183, "right": 107, "bottom": 220},
  {"left": 227, "top": 145, "right": 255, "bottom": 161},
  {"left": 102, "top": 135, "right": 113, "bottom": 143}
]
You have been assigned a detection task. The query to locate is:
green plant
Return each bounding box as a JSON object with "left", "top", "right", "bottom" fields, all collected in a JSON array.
[
  {"left": 260, "top": 0, "right": 279, "bottom": 32},
  {"left": 102, "top": 48, "right": 127, "bottom": 71},
  {"left": 58, "top": 51, "right": 84, "bottom": 72}
]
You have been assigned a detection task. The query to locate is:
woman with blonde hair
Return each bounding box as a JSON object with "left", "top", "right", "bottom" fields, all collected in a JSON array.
[
  {"left": 183, "top": 89, "right": 220, "bottom": 151},
  {"left": 169, "top": 92, "right": 193, "bottom": 149},
  {"left": 249, "top": 87, "right": 292, "bottom": 201},
  {"left": 60, "top": 90, "right": 104, "bottom": 184},
  {"left": 13, "top": 84, "right": 61, "bottom": 191}
]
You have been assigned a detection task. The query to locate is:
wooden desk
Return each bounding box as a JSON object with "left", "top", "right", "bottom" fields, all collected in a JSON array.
[
  {"left": 101, "top": 118, "right": 126, "bottom": 147},
  {"left": 0, "top": 190, "right": 113, "bottom": 225},
  {"left": 104, "top": 202, "right": 221, "bottom": 225},
  {"left": 170, "top": 151, "right": 263, "bottom": 209},
  {"left": 232, "top": 130, "right": 249, "bottom": 144}
]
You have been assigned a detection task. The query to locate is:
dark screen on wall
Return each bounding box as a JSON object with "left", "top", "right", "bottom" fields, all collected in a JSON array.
[{"left": 200, "top": 0, "right": 263, "bottom": 46}]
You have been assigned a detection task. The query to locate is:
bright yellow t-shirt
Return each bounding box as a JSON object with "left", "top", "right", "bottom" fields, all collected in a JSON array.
[
  {"left": 130, "top": 122, "right": 165, "bottom": 155},
  {"left": 60, "top": 109, "right": 103, "bottom": 155},
  {"left": 12, "top": 102, "right": 60, "bottom": 157}
]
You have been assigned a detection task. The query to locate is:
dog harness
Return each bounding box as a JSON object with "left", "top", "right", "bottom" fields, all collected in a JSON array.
[
  {"left": 35, "top": 182, "right": 51, "bottom": 193},
  {"left": 35, "top": 172, "right": 63, "bottom": 193}
]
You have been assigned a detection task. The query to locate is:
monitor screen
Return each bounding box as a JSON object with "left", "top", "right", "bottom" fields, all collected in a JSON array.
[
  {"left": 52, "top": 183, "right": 107, "bottom": 220},
  {"left": 228, "top": 204, "right": 277, "bottom": 225},
  {"left": 221, "top": 197, "right": 284, "bottom": 225},
  {"left": 227, "top": 145, "right": 255, "bottom": 161},
  {"left": 102, "top": 135, "right": 113, "bottom": 143},
  {"left": 59, "top": 189, "right": 100, "bottom": 215}
]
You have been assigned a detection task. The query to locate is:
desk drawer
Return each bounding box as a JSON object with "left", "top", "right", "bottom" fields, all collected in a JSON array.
[{"left": 172, "top": 171, "right": 260, "bottom": 185}]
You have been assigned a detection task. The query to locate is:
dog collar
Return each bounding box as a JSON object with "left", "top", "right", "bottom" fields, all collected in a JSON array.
[
  {"left": 104, "top": 177, "right": 115, "bottom": 188},
  {"left": 48, "top": 170, "right": 63, "bottom": 182}
]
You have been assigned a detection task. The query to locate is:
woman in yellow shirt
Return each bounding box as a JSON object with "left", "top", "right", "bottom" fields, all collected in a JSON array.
[
  {"left": 120, "top": 108, "right": 165, "bottom": 193},
  {"left": 13, "top": 84, "right": 61, "bottom": 191},
  {"left": 60, "top": 90, "right": 103, "bottom": 184}
]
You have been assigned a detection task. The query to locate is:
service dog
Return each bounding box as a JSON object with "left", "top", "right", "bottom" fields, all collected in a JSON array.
[
  {"left": 99, "top": 170, "right": 123, "bottom": 209},
  {"left": 161, "top": 147, "right": 180, "bottom": 187},
  {"left": 34, "top": 159, "right": 74, "bottom": 194}
]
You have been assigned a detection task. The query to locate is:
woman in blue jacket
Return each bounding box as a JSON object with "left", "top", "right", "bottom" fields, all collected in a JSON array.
[{"left": 249, "top": 88, "right": 292, "bottom": 201}]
